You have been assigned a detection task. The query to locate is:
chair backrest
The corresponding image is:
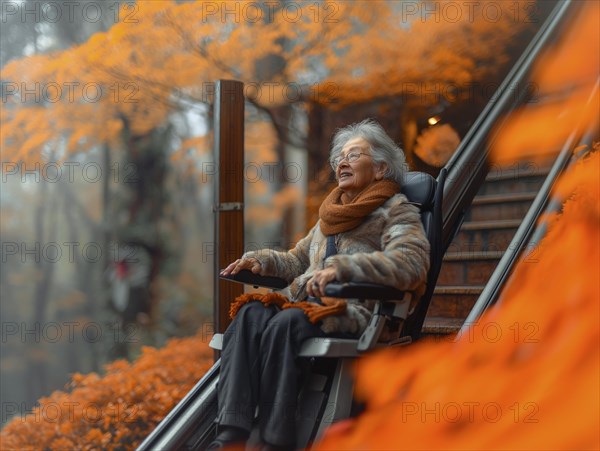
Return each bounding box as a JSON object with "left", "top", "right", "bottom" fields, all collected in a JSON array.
[{"left": 399, "top": 169, "right": 447, "bottom": 340}]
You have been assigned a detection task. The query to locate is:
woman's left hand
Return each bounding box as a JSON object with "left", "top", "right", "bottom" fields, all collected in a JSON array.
[{"left": 307, "top": 267, "right": 337, "bottom": 298}]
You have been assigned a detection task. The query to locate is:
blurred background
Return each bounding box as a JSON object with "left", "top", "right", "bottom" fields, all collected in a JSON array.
[{"left": 0, "top": 0, "right": 557, "bottom": 426}]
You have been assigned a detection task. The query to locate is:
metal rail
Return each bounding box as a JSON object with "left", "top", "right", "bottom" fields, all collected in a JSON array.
[
  {"left": 136, "top": 361, "right": 220, "bottom": 450},
  {"left": 442, "top": 0, "right": 574, "bottom": 248},
  {"left": 461, "top": 79, "right": 600, "bottom": 330}
]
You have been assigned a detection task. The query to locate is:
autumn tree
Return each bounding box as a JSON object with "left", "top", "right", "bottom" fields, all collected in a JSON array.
[
  {"left": 1, "top": 0, "right": 540, "bottom": 428},
  {"left": 0, "top": 0, "right": 130, "bottom": 415},
  {"left": 2, "top": 0, "right": 541, "bottom": 238}
]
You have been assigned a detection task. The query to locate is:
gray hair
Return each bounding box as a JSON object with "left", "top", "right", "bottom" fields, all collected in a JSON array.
[{"left": 329, "top": 119, "right": 409, "bottom": 185}]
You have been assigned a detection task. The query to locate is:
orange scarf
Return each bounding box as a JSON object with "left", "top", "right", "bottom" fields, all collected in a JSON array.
[
  {"left": 229, "top": 292, "right": 347, "bottom": 325},
  {"left": 319, "top": 179, "right": 401, "bottom": 235}
]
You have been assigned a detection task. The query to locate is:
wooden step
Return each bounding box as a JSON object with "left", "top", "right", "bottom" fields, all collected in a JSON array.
[
  {"left": 427, "top": 285, "right": 484, "bottom": 318},
  {"left": 460, "top": 219, "right": 522, "bottom": 230},
  {"left": 485, "top": 164, "right": 552, "bottom": 182},
  {"left": 434, "top": 286, "right": 486, "bottom": 295},
  {"left": 466, "top": 192, "right": 537, "bottom": 222},
  {"left": 422, "top": 316, "right": 464, "bottom": 336},
  {"left": 451, "top": 219, "right": 521, "bottom": 252},
  {"left": 437, "top": 251, "right": 502, "bottom": 286},
  {"left": 472, "top": 192, "right": 538, "bottom": 205},
  {"left": 444, "top": 250, "right": 504, "bottom": 261},
  {"left": 479, "top": 169, "right": 550, "bottom": 195}
]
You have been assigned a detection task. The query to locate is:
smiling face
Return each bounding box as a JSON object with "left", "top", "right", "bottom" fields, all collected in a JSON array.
[{"left": 336, "top": 137, "right": 387, "bottom": 202}]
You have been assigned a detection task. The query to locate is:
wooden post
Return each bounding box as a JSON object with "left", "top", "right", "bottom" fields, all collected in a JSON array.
[{"left": 213, "top": 80, "right": 244, "bottom": 337}]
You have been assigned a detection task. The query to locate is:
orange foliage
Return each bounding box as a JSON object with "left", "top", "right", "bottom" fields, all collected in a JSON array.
[
  {"left": 0, "top": 333, "right": 214, "bottom": 451},
  {"left": 1, "top": 1, "right": 530, "bottom": 166},
  {"left": 315, "top": 150, "right": 600, "bottom": 450},
  {"left": 492, "top": 1, "right": 600, "bottom": 163},
  {"left": 414, "top": 123, "right": 460, "bottom": 167},
  {"left": 1, "top": 1, "right": 374, "bottom": 165},
  {"left": 314, "top": 2, "right": 600, "bottom": 450},
  {"left": 319, "top": 1, "right": 534, "bottom": 108}
]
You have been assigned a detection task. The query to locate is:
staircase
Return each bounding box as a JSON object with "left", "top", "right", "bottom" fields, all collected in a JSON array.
[{"left": 423, "top": 154, "right": 558, "bottom": 337}]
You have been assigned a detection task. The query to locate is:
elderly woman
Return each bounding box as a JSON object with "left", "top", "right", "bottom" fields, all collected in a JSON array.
[{"left": 209, "top": 119, "right": 430, "bottom": 450}]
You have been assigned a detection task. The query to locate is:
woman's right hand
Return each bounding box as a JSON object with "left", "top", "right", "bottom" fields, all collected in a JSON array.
[{"left": 220, "top": 257, "right": 262, "bottom": 277}]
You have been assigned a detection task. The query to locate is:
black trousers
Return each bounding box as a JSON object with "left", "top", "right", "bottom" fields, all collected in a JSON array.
[{"left": 216, "top": 301, "right": 326, "bottom": 446}]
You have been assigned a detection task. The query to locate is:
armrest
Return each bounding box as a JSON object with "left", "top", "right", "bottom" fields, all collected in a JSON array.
[
  {"left": 325, "top": 283, "right": 412, "bottom": 350},
  {"left": 324, "top": 282, "right": 408, "bottom": 301},
  {"left": 219, "top": 269, "right": 288, "bottom": 290}
]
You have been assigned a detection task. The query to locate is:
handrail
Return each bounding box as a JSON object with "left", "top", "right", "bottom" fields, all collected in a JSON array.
[
  {"left": 525, "top": 128, "right": 597, "bottom": 250},
  {"left": 441, "top": 0, "right": 574, "bottom": 248},
  {"left": 461, "top": 79, "right": 600, "bottom": 331},
  {"left": 135, "top": 360, "right": 220, "bottom": 451}
]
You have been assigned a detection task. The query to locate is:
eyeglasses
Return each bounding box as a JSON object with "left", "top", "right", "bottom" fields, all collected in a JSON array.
[{"left": 331, "top": 151, "right": 371, "bottom": 169}]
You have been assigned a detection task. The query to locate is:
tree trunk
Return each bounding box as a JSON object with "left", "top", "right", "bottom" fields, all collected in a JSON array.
[{"left": 30, "top": 180, "right": 58, "bottom": 399}]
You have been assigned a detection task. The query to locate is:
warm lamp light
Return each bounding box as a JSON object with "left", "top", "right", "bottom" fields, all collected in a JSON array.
[{"left": 427, "top": 116, "right": 441, "bottom": 126}]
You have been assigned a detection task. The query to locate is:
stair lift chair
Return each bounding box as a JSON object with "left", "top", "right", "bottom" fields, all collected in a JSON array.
[{"left": 210, "top": 168, "right": 447, "bottom": 448}]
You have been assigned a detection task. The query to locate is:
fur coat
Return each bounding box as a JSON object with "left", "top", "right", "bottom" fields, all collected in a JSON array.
[{"left": 243, "top": 192, "right": 430, "bottom": 336}]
